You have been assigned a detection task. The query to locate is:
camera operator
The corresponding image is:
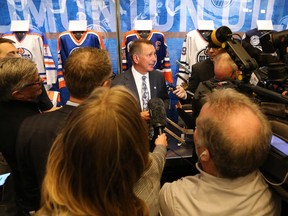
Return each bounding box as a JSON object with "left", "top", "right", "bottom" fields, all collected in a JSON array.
[
  {"left": 176, "top": 53, "right": 240, "bottom": 129},
  {"left": 174, "top": 38, "right": 226, "bottom": 101}
]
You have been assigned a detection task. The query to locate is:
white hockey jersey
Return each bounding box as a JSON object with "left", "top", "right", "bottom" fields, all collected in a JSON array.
[
  {"left": 1, "top": 29, "right": 57, "bottom": 89},
  {"left": 177, "top": 30, "right": 209, "bottom": 86}
]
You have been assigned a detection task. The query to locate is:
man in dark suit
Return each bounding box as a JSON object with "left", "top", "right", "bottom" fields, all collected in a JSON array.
[
  {"left": 0, "top": 57, "right": 46, "bottom": 216},
  {"left": 0, "top": 38, "right": 54, "bottom": 216},
  {"left": 112, "top": 39, "right": 169, "bottom": 120},
  {"left": 0, "top": 38, "right": 53, "bottom": 112},
  {"left": 112, "top": 39, "right": 169, "bottom": 151},
  {"left": 16, "top": 47, "right": 113, "bottom": 214}
]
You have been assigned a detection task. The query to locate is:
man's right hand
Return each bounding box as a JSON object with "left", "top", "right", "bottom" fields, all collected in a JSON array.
[{"left": 173, "top": 85, "right": 187, "bottom": 99}]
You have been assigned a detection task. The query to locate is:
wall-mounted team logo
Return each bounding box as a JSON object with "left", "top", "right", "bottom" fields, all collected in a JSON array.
[
  {"left": 18, "top": 47, "right": 32, "bottom": 59},
  {"left": 279, "top": 15, "right": 288, "bottom": 30},
  {"left": 211, "top": 0, "right": 232, "bottom": 8},
  {"left": 197, "top": 48, "right": 210, "bottom": 63}
]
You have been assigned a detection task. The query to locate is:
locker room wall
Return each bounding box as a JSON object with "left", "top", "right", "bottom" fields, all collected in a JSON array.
[{"left": 0, "top": 0, "right": 288, "bottom": 85}]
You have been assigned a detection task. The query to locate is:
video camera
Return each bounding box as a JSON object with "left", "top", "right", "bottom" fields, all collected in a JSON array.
[
  {"left": 209, "top": 26, "right": 288, "bottom": 107},
  {"left": 208, "top": 27, "right": 288, "bottom": 190},
  {"left": 260, "top": 29, "right": 288, "bottom": 58}
]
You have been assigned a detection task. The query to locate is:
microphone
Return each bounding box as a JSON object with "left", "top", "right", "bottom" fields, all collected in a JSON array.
[
  {"left": 148, "top": 98, "right": 167, "bottom": 135},
  {"left": 210, "top": 26, "right": 233, "bottom": 47}
]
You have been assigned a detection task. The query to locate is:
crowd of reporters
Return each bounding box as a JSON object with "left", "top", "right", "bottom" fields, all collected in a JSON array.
[{"left": 0, "top": 25, "right": 287, "bottom": 215}]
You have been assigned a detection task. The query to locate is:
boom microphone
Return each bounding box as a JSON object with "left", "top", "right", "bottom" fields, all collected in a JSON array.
[
  {"left": 148, "top": 98, "right": 167, "bottom": 135},
  {"left": 210, "top": 26, "right": 233, "bottom": 47},
  {"left": 210, "top": 26, "right": 258, "bottom": 81}
]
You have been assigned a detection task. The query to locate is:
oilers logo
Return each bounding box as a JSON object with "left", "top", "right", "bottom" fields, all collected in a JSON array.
[
  {"left": 69, "top": 47, "right": 81, "bottom": 55},
  {"left": 197, "top": 48, "right": 209, "bottom": 63},
  {"left": 211, "top": 0, "right": 232, "bottom": 8},
  {"left": 18, "top": 47, "right": 32, "bottom": 59},
  {"left": 279, "top": 15, "right": 288, "bottom": 30},
  {"left": 250, "top": 35, "right": 260, "bottom": 47}
]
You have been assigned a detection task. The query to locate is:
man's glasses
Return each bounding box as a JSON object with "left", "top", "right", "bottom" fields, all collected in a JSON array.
[
  {"left": 20, "top": 77, "right": 43, "bottom": 89},
  {"left": 206, "top": 45, "right": 222, "bottom": 51},
  {"left": 109, "top": 72, "right": 116, "bottom": 80},
  {"left": 101, "top": 72, "right": 116, "bottom": 86}
]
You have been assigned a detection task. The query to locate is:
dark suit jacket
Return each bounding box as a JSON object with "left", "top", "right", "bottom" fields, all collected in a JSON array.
[
  {"left": 0, "top": 100, "right": 41, "bottom": 215},
  {"left": 179, "top": 58, "right": 214, "bottom": 104},
  {"left": 112, "top": 68, "right": 170, "bottom": 110},
  {"left": 16, "top": 105, "right": 76, "bottom": 212},
  {"left": 187, "top": 58, "right": 215, "bottom": 93}
]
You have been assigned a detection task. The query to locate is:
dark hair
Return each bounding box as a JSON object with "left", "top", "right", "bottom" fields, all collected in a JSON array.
[
  {"left": 64, "top": 47, "right": 112, "bottom": 99},
  {"left": 129, "top": 39, "right": 154, "bottom": 61},
  {"left": 0, "top": 38, "right": 15, "bottom": 45}
]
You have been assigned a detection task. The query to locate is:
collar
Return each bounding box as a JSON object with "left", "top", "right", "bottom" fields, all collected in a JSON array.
[
  {"left": 131, "top": 66, "right": 149, "bottom": 78},
  {"left": 66, "top": 100, "right": 80, "bottom": 107},
  {"left": 196, "top": 162, "right": 260, "bottom": 189}
]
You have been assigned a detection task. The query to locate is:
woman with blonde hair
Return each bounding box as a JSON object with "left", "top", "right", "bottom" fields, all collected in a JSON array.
[{"left": 37, "top": 86, "right": 168, "bottom": 216}]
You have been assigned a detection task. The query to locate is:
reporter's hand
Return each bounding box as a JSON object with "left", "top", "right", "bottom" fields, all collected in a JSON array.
[
  {"left": 155, "top": 133, "right": 168, "bottom": 148},
  {"left": 173, "top": 86, "right": 187, "bottom": 99},
  {"left": 140, "top": 110, "right": 150, "bottom": 122}
]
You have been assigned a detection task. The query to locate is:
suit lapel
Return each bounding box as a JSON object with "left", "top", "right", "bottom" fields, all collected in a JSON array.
[
  {"left": 149, "top": 71, "right": 157, "bottom": 98},
  {"left": 124, "top": 69, "right": 139, "bottom": 101}
]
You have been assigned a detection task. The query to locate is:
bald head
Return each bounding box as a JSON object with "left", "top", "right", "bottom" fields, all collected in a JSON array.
[
  {"left": 195, "top": 88, "right": 271, "bottom": 178},
  {"left": 213, "top": 53, "right": 238, "bottom": 80}
]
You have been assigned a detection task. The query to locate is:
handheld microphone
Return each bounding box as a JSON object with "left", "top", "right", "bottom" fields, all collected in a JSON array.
[{"left": 148, "top": 98, "right": 167, "bottom": 135}]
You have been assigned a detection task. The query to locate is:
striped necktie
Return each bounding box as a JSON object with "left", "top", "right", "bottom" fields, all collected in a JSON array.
[{"left": 141, "top": 75, "right": 149, "bottom": 111}]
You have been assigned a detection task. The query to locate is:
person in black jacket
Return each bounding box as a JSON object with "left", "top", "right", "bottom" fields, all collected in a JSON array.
[
  {"left": 175, "top": 53, "right": 240, "bottom": 129},
  {"left": 16, "top": 47, "right": 113, "bottom": 215},
  {"left": 0, "top": 57, "right": 45, "bottom": 216},
  {"left": 173, "top": 39, "right": 226, "bottom": 102}
]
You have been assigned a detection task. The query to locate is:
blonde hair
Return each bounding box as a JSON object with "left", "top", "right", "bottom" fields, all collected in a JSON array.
[{"left": 38, "top": 86, "right": 150, "bottom": 216}]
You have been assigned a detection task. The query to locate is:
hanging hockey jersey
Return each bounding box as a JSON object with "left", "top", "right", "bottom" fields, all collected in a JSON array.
[
  {"left": 177, "top": 29, "right": 210, "bottom": 86},
  {"left": 121, "top": 30, "right": 173, "bottom": 84},
  {"left": 242, "top": 28, "right": 264, "bottom": 51},
  {"left": 242, "top": 28, "right": 277, "bottom": 54},
  {"left": 57, "top": 30, "right": 105, "bottom": 105},
  {"left": 1, "top": 29, "right": 57, "bottom": 89}
]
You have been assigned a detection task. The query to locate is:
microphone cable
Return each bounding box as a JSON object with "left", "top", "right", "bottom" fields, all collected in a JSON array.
[{"left": 261, "top": 170, "right": 288, "bottom": 186}]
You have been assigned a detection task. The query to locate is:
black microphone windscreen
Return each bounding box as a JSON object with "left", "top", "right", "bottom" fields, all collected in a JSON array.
[
  {"left": 148, "top": 98, "right": 167, "bottom": 128},
  {"left": 210, "top": 26, "right": 232, "bottom": 47}
]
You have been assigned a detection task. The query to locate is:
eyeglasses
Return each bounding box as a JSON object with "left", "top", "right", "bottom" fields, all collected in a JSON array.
[
  {"left": 20, "top": 77, "right": 43, "bottom": 89},
  {"left": 206, "top": 46, "right": 222, "bottom": 50},
  {"left": 109, "top": 72, "right": 116, "bottom": 80}
]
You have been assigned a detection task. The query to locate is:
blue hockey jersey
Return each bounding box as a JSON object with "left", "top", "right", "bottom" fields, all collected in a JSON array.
[
  {"left": 121, "top": 30, "right": 173, "bottom": 84},
  {"left": 57, "top": 30, "right": 105, "bottom": 105}
]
